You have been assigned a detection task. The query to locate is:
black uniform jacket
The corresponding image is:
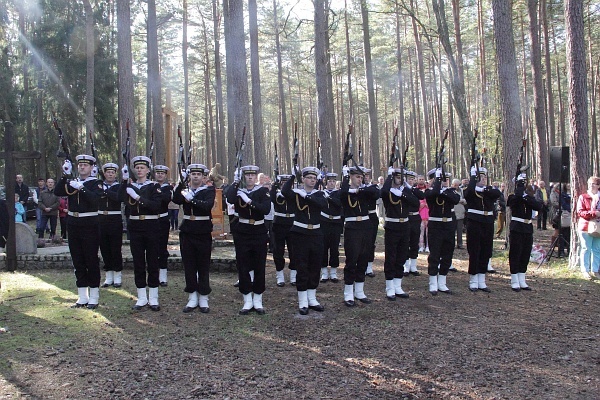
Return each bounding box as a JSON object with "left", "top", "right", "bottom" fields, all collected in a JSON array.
[
  {"left": 118, "top": 180, "right": 163, "bottom": 230},
  {"left": 407, "top": 185, "right": 425, "bottom": 221},
  {"left": 172, "top": 183, "right": 215, "bottom": 235},
  {"left": 320, "top": 188, "right": 343, "bottom": 225},
  {"left": 381, "top": 176, "right": 420, "bottom": 231},
  {"left": 270, "top": 182, "right": 295, "bottom": 227},
  {"left": 425, "top": 178, "right": 461, "bottom": 221},
  {"left": 55, "top": 176, "right": 103, "bottom": 227},
  {"left": 507, "top": 184, "right": 543, "bottom": 234},
  {"left": 225, "top": 182, "right": 271, "bottom": 234},
  {"left": 98, "top": 181, "right": 122, "bottom": 225},
  {"left": 464, "top": 175, "right": 501, "bottom": 223},
  {"left": 281, "top": 176, "right": 328, "bottom": 237},
  {"left": 340, "top": 175, "right": 380, "bottom": 231}
]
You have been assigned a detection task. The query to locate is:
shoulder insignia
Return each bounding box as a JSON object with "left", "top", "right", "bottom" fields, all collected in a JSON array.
[
  {"left": 98, "top": 184, "right": 103, "bottom": 189},
  {"left": 157, "top": 188, "right": 162, "bottom": 193}
]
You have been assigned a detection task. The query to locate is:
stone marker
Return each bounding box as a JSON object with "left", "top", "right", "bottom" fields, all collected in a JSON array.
[{"left": 14, "top": 222, "right": 38, "bottom": 254}]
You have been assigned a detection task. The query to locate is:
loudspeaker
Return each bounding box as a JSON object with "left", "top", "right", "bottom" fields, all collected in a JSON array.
[{"left": 549, "top": 146, "right": 569, "bottom": 183}]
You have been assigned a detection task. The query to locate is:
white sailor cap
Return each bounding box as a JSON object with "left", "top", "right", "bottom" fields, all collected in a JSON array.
[
  {"left": 102, "top": 162, "right": 118, "bottom": 172},
  {"left": 302, "top": 166, "right": 320, "bottom": 177},
  {"left": 153, "top": 164, "right": 170, "bottom": 173},
  {"left": 427, "top": 168, "right": 452, "bottom": 180},
  {"left": 241, "top": 165, "right": 259, "bottom": 174},
  {"left": 362, "top": 168, "right": 372, "bottom": 175},
  {"left": 132, "top": 156, "right": 151, "bottom": 168},
  {"left": 325, "top": 172, "right": 338, "bottom": 180},
  {"left": 188, "top": 164, "right": 208, "bottom": 174},
  {"left": 391, "top": 168, "right": 403, "bottom": 176},
  {"left": 277, "top": 174, "right": 293, "bottom": 181},
  {"left": 477, "top": 167, "right": 488, "bottom": 176},
  {"left": 76, "top": 154, "right": 96, "bottom": 165},
  {"left": 403, "top": 170, "right": 417, "bottom": 178},
  {"left": 348, "top": 166, "right": 365, "bottom": 176}
]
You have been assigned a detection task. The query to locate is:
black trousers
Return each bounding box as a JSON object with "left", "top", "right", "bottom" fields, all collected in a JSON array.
[
  {"left": 408, "top": 218, "right": 421, "bottom": 259},
  {"left": 427, "top": 221, "right": 456, "bottom": 276},
  {"left": 466, "top": 219, "right": 494, "bottom": 274},
  {"left": 158, "top": 217, "right": 170, "bottom": 270},
  {"left": 68, "top": 222, "right": 100, "bottom": 288},
  {"left": 233, "top": 231, "right": 267, "bottom": 295},
  {"left": 343, "top": 224, "right": 373, "bottom": 285},
  {"left": 129, "top": 223, "right": 160, "bottom": 288},
  {"left": 383, "top": 225, "right": 410, "bottom": 280},
  {"left": 272, "top": 223, "right": 294, "bottom": 271},
  {"left": 60, "top": 216, "right": 67, "bottom": 239},
  {"left": 38, "top": 215, "right": 57, "bottom": 238},
  {"left": 264, "top": 220, "right": 273, "bottom": 252},
  {"left": 321, "top": 220, "right": 342, "bottom": 268},
  {"left": 367, "top": 216, "right": 378, "bottom": 262},
  {"left": 99, "top": 220, "right": 123, "bottom": 272},
  {"left": 509, "top": 230, "right": 533, "bottom": 274},
  {"left": 180, "top": 231, "right": 212, "bottom": 295},
  {"left": 537, "top": 206, "right": 548, "bottom": 229},
  {"left": 290, "top": 232, "right": 323, "bottom": 291}
]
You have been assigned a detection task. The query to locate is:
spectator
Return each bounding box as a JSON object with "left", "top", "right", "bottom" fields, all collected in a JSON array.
[
  {"left": 14, "top": 193, "right": 26, "bottom": 222},
  {"left": 452, "top": 179, "right": 466, "bottom": 249},
  {"left": 58, "top": 197, "right": 68, "bottom": 239},
  {"left": 576, "top": 176, "right": 600, "bottom": 280},
  {"left": 168, "top": 199, "right": 180, "bottom": 231},
  {"left": 34, "top": 178, "right": 47, "bottom": 235},
  {"left": 38, "top": 178, "right": 59, "bottom": 239},
  {"left": 550, "top": 183, "right": 571, "bottom": 257},
  {"left": 416, "top": 175, "right": 429, "bottom": 252},
  {"left": 494, "top": 181, "right": 507, "bottom": 238},
  {"left": 15, "top": 174, "right": 29, "bottom": 205},
  {"left": 208, "top": 163, "right": 226, "bottom": 188},
  {"left": 535, "top": 180, "right": 549, "bottom": 230}
]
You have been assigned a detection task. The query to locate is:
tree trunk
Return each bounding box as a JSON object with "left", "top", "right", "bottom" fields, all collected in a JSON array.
[
  {"left": 324, "top": 4, "right": 337, "bottom": 171},
  {"left": 344, "top": 0, "right": 354, "bottom": 124},
  {"left": 147, "top": 0, "right": 164, "bottom": 164},
  {"left": 394, "top": 4, "right": 406, "bottom": 149},
  {"left": 273, "top": 0, "right": 290, "bottom": 171},
  {"left": 213, "top": 0, "right": 226, "bottom": 175},
  {"left": 477, "top": 0, "right": 488, "bottom": 110},
  {"left": 249, "top": 0, "right": 265, "bottom": 169},
  {"left": 83, "top": 0, "right": 94, "bottom": 155},
  {"left": 541, "top": 0, "right": 556, "bottom": 145},
  {"left": 360, "top": 0, "right": 381, "bottom": 174},
  {"left": 183, "top": 0, "right": 190, "bottom": 161},
  {"left": 315, "top": 0, "right": 331, "bottom": 170},
  {"left": 117, "top": 0, "right": 135, "bottom": 163}
]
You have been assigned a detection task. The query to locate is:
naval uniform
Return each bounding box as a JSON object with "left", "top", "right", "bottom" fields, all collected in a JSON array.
[
  {"left": 508, "top": 184, "right": 543, "bottom": 276},
  {"left": 406, "top": 183, "right": 425, "bottom": 273},
  {"left": 425, "top": 178, "right": 460, "bottom": 276},
  {"left": 173, "top": 183, "right": 215, "bottom": 296},
  {"left": 270, "top": 181, "right": 296, "bottom": 277},
  {"left": 157, "top": 182, "right": 173, "bottom": 284},
  {"left": 98, "top": 181, "right": 123, "bottom": 277},
  {"left": 119, "top": 180, "right": 163, "bottom": 289},
  {"left": 364, "top": 182, "right": 381, "bottom": 268},
  {"left": 226, "top": 182, "right": 271, "bottom": 296},
  {"left": 320, "top": 187, "right": 343, "bottom": 277},
  {"left": 55, "top": 176, "right": 103, "bottom": 289}
]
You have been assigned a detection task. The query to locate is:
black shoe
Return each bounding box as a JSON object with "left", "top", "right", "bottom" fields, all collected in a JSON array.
[
  {"left": 86, "top": 303, "right": 98, "bottom": 310},
  {"left": 239, "top": 308, "right": 251, "bottom": 315},
  {"left": 299, "top": 307, "right": 309, "bottom": 315},
  {"left": 233, "top": 281, "right": 240, "bottom": 287},
  {"left": 330, "top": 278, "right": 339, "bottom": 283},
  {"left": 344, "top": 300, "right": 355, "bottom": 307},
  {"left": 395, "top": 293, "right": 409, "bottom": 298},
  {"left": 132, "top": 304, "right": 146, "bottom": 311},
  {"left": 469, "top": 287, "right": 479, "bottom": 292},
  {"left": 159, "top": 282, "right": 168, "bottom": 287},
  {"left": 410, "top": 271, "right": 420, "bottom": 276},
  {"left": 276, "top": 282, "right": 285, "bottom": 287},
  {"left": 149, "top": 304, "right": 161, "bottom": 311},
  {"left": 511, "top": 287, "right": 521, "bottom": 292},
  {"left": 456, "top": 245, "right": 463, "bottom": 249},
  {"left": 71, "top": 302, "right": 87, "bottom": 309},
  {"left": 429, "top": 290, "right": 438, "bottom": 296},
  {"left": 403, "top": 271, "right": 410, "bottom": 277},
  {"left": 356, "top": 297, "right": 372, "bottom": 304},
  {"left": 487, "top": 269, "right": 496, "bottom": 274},
  {"left": 439, "top": 288, "right": 452, "bottom": 294},
  {"left": 365, "top": 272, "right": 375, "bottom": 278},
  {"left": 254, "top": 307, "right": 266, "bottom": 315},
  {"left": 309, "top": 304, "right": 325, "bottom": 312},
  {"left": 101, "top": 283, "right": 112, "bottom": 288},
  {"left": 320, "top": 278, "right": 329, "bottom": 283},
  {"left": 113, "top": 283, "right": 122, "bottom": 288},
  {"left": 521, "top": 286, "right": 532, "bottom": 291},
  {"left": 199, "top": 307, "right": 210, "bottom": 313},
  {"left": 478, "top": 287, "right": 491, "bottom": 293},
  {"left": 386, "top": 295, "right": 396, "bottom": 301},
  {"left": 448, "top": 267, "right": 458, "bottom": 272},
  {"left": 290, "top": 282, "right": 296, "bottom": 287},
  {"left": 183, "top": 306, "right": 197, "bottom": 313}
]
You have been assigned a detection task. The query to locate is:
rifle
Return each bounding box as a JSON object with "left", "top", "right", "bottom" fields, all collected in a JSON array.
[
  {"left": 400, "top": 142, "right": 409, "bottom": 185},
  {"left": 436, "top": 129, "right": 449, "bottom": 182},
  {"left": 121, "top": 119, "right": 133, "bottom": 182},
  {"left": 389, "top": 124, "right": 400, "bottom": 168},
  {"left": 147, "top": 130, "right": 155, "bottom": 180},
  {"left": 233, "top": 125, "right": 247, "bottom": 188},
  {"left": 471, "top": 128, "right": 480, "bottom": 181},
  {"left": 187, "top": 134, "right": 192, "bottom": 166},
  {"left": 177, "top": 125, "right": 187, "bottom": 184},
  {"left": 343, "top": 119, "right": 354, "bottom": 167},
  {"left": 274, "top": 141, "right": 280, "bottom": 178},
  {"left": 89, "top": 130, "right": 105, "bottom": 181},
  {"left": 358, "top": 136, "right": 364, "bottom": 167},
  {"left": 515, "top": 137, "right": 528, "bottom": 183},
  {"left": 292, "top": 122, "right": 300, "bottom": 180},
  {"left": 317, "top": 138, "right": 324, "bottom": 189},
  {"left": 53, "top": 117, "right": 73, "bottom": 178}
]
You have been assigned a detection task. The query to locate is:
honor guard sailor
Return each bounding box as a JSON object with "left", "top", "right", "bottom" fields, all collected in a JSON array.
[
  {"left": 320, "top": 172, "right": 343, "bottom": 283},
  {"left": 154, "top": 165, "right": 173, "bottom": 286},
  {"left": 363, "top": 169, "right": 380, "bottom": 277},
  {"left": 98, "top": 163, "right": 124, "bottom": 288},
  {"left": 54, "top": 155, "right": 104, "bottom": 309},
  {"left": 281, "top": 166, "right": 328, "bottom": 315},
  {"left": 173, "top": 164, "right": 215, "bottom": 312},
  {"left": 424, "top": 169, "right": 460, "bottom": 295},
  {"left": 226, "top": 165, "right": 271, "bottom": 315},
  {"left": 270, "top": 174, "right": 297, "bottom": 287},
  {"left": 403, "top": 170, "right": 425, "bottom": 276},
  {"left": 380, "top": 166, "right": 419, "bottom": 300},
  {"left": 119, "top": 156, "right": 163, "bottom": 310}
]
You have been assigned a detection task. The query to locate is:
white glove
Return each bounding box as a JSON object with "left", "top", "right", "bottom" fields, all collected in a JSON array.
[
  {"left": 69, "top": 180, "right": 83, "bottom": 190},
  {"left": 91, "top": 165, "right": 98, "bottom": 177},
  {"left": 182, "top": 189, "right": 194, "bottom": 202},
  {"left": 388, "top": 166, "right": 394, "bottom": 177},
  {"left": 122, "top": 165, "right": 129, "bottom": 180},
  {"left": 348, "top": 188, "right": 358, "bottom": 194},
  {"left": 440, "top": 186, "right": 448, "bottom": 193},
  {"left": 404, "top": 182, "right": 412, "bottom": 189},
  {"left": 180, "top": 169, "right": 188, "bottom": 182},
  {"left": 237, "top": 190, "right": 251, "bottom": 204},
  {"left": 342, "top": 166, "right": 349, "bottom": 177},
  {"left": 470, "top": 166, "right": 478, "bottom": 177},
  {"left": 126, "top": 187, "right": 140, "bottom": 201},
  {"left": 435, "top": 168, "right": 442, "bottom": 178},
  {"left": 475, "top": 185, "right": 485, "bottom": 193},
  {"left": 390, "top": 187, "right": 403, "bottom": 197},
  {"left": 62, "top": 160, "right": 73, "bottom": 175},
  {"left": 234, "top": 168, "right": 241, "bottom": 183},
  {"left": 517, "top": 173, "right": 527, "bottom": 182}
]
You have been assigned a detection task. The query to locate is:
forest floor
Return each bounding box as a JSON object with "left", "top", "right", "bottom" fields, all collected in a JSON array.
[{"left": 1, "top": 227, "right": 599, "bottom": 399}]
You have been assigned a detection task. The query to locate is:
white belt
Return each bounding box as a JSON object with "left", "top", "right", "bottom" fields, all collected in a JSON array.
[
  {"left": 130, "top": 215, "right": 159, "bottom": 220},
  {"left": 238, "top": 218, "right": 264, "bottom": 225},
  {"left": 274, "top": 212, "right": 295, "bottom": 218},
  {"left": 321, "top": 211, "right": 341, "bottom": 220},
  {"left": 511, "top": 217, "right": 532, "bottom": 224},
  {"left": 293, "top": 221, "right": 321, "bottom": 230},
  {"left": 183, "top": 215, "right": 210, "bottom": 221},
  {"left": 68, "top": 211, "right": 98, "bottom": 218},
  {"left": 345, "top": 216, "right": 368, "bottom": 222},
  {"left": 384, "top": 217, "right": 408, "bottom": 223},
  {"left": 98, "top": 210, "right": 121, "bottom": 216},
  {"left": 159, "top": 212, "right": 168, "bottom": 218},
  {"left": 409, "top": 212, "right": 420, "bottom": 216},
  {"left": 429, "top": 217, "right": 453, "bottom": 222},
  {"left": 368, "top": 209, "right": 377, "bottom": 214},
  {"left": 468, "top": 209, "right": 493, "bottom": 216}
]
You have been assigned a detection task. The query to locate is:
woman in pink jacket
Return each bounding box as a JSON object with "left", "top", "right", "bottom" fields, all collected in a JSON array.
[{"left": 576, "top": 176, "right": 600, "bottom": 279}]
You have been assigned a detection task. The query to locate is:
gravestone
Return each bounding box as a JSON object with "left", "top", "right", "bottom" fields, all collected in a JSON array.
[{"left": 14, "top": 222, "right": 37, "bottom": 254}]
